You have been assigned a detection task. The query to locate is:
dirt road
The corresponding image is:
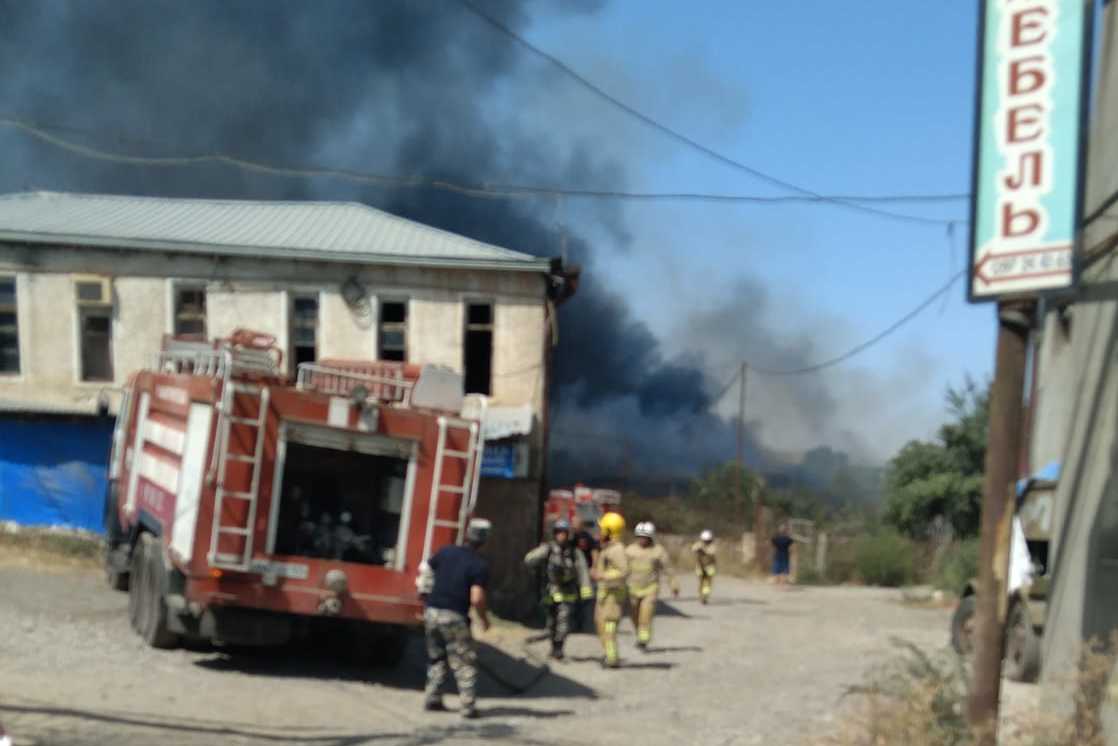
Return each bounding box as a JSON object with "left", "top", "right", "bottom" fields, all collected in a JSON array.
[{"left": 0, "top": 563, "right": 953, "bottom": 745}]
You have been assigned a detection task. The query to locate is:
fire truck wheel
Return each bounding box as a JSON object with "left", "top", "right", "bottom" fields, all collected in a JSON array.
[{"left": 129, "top": 534, "right": 180, "bottom": 650}]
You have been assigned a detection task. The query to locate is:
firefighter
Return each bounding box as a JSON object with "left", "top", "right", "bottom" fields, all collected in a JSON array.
[
  {"left": 524, "top": 519, "right": 593, "bottom": 661},
  {"left": 573, "top": 520, "right": 600, "bottom": 631},
  {"left": 691, "top": 529, "right": 717, "bottom": 605},
  {"left": 625, "top": 521, "right": 679, "bottom": 650},
  {"left": 416, "top": 518, "right": 491, "bottom": 719},
  {"left": 591, "top": 511, "right": 629, "bottom": 668}
]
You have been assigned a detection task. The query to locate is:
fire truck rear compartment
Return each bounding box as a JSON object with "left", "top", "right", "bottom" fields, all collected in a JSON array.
[{"left": 274, "top": 442, "right": 408, "bottom": 566}]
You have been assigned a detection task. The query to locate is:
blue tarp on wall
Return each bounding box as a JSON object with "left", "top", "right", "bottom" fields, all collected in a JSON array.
[{"left": 0, "top": 418, "right": 114, "bottom": 532}]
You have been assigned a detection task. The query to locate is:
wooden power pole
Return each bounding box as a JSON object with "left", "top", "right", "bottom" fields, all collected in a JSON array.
[{"left": 966, "top": 302, "right": 1032, "bottom": 745}]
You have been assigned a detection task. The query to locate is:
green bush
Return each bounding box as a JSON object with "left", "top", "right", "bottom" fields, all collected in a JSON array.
[
  {"left": 932, "top": 539, "right": 980, "bottom": 593},
  {"left": 854, "top": 531, "right": 917, "bottom": 587}
]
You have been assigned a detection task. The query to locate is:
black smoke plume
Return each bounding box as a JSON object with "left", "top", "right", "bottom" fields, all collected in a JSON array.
[{"left": 0, "top": 0, "right": 764, "bottom": 486}]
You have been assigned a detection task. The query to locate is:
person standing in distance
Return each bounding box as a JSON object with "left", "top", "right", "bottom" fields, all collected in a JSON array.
[
  {"left": 416, "top": 518, "right": 491, "bottom": 719},
  {"left": 691, "top": 529, "right": 717, "bottom": 604},
  {"left": 591, "top": 512, "right": 629, "bottom": 668},
  {"left": 771, "top": 522, "right": 794, "bottom": 586}
]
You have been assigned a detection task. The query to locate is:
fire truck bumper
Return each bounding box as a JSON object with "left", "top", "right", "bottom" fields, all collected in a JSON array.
[{"left": 167, "top": 603, "right": 295, "bottom": 647}]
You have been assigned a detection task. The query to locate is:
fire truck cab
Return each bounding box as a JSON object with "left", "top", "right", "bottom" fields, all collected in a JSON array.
[{"left": 104, "top": 330, "right": 486, "bottom": 663}]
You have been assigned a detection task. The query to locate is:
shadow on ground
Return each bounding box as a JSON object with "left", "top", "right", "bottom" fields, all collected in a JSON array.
[
  {"left": 192, "top": 635, "right": 597, "bottom": 701},
  {"left": 0, "top": 702, "right": 577, "bottom": 745}
]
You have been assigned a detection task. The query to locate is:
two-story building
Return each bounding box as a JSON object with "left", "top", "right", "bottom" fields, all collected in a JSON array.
[{"left": 0, "top": 190, "right": 569, "bottom": 615}]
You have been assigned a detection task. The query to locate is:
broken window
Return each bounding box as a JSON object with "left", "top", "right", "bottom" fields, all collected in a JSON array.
[
  {"left": 80, "top": 308, "right": 113, "bottom": 382},
  {"left": 173, "top": 285, "right": 207, "bottom": 339},
  {"left": 464, "top": 301, "right": 493, "bottom": 395},
  {"left": 378, "top": 299, "right": 408, "bottom": 362},
  {"left": 291, "top": 294, "right": 319, "bottom": 370},
  {"left": 0, "top": 277, "right": 18, "bottom": 374},
  {"left": 274, "top": 442, "right": 409, "bottom": 566}
]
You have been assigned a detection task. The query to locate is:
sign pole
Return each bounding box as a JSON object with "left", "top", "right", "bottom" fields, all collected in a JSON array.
[{"left": 966, "top": 301, "right": 1032, "bottom": 745}]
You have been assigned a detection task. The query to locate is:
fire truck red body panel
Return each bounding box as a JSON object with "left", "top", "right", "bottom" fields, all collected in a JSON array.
[
  {"left": 542, "top": 484, "right": 622, "bottom": 534},
  {"left": 106, "top": 332, "right": 485, "bottom": 648}
]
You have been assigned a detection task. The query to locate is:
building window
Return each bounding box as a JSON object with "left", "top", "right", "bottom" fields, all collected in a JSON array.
[
  {"left": 80, "top": 308, "right": 114, "bottom": 382},
  {"left": 291, "top": 294, "right": 319, "bottom": 370},
  {"left": 464, "top": 301, "right": 493, "bottom": 395},
  {"left": 378, "top": 299, "right": 408, "bottom": 362},
  {"left": 173, "top": 285, "right": 207, "bottom": 339},
  {"left": 0, "top": 277, "right": 19, "bottom": 374}
]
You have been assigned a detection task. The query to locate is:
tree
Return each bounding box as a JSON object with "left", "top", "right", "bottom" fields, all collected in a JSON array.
[
  {"left": 883, "top": 378, "right": 989, "bottom": 538},
  {"left": 687, "top": 462, "right": 762, "bottom": 527}
]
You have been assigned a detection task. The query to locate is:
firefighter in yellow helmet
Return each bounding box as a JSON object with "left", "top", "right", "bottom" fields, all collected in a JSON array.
[
  {"left": 591, "top": 511, "right": 629, "bottom": 668},
  {"left": 691, "top": 529, "right": 717, "bottom": 604},
  {"left": 626, "top": 521, "right": 678, "bottom": 649}
]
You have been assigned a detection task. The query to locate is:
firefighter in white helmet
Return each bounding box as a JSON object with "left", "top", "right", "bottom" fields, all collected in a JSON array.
[
  {"left": 625, "top": 521, "right": 678, "bottom": 650},
  {"left": 591, "top": 511, "right": 629, "bottom": 668},
  {"left": 691, "top": 529, "right": 717, "bottom": 604}
]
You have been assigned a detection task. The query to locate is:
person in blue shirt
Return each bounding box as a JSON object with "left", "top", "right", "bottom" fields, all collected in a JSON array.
[
  {"left": 416, "top": 518, "right": 491, "bottom": 719},
  {"left": 771, "top": 523, "right": 794, "bottom": 586}
]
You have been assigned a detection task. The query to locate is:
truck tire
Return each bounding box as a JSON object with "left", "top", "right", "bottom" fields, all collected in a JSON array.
[
  {"left": 128, "top": 534, "right": 179, "bottom": 650},
  {"left": 103, "top": 482, "right": 129, "bottom": 592},
  {"left": 1004, "top": 601, "right": 1041, "bottom": 683},
  {"left": 950, "top": 594, "right": 977, "bottom": 656}
]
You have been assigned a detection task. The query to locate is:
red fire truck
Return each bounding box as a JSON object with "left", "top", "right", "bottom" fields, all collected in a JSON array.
[
  {"left": 103, "top": 330, "right": 486, "bottom": 663},
  {"left": 542, "top": 484, "right": 622, "bottom": 534}
]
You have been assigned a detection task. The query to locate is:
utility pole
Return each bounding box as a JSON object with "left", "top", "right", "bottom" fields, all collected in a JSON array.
[
  {"left": 966, "top": 302, "right": 1032, "bottom": 746},
  {"left": 735, "top": 362, "right": 765, "bottom": 568}
]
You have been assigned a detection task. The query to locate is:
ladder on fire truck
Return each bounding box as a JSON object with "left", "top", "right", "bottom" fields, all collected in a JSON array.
[
  {"left": 154, "top": 333, "right": 276, "bottom": 572},
  {"left": 421, "top": 397, "right": 488, "bottom": 563},
  {"left": 208, "top": 379, "right": 270, "bottom": 570}
]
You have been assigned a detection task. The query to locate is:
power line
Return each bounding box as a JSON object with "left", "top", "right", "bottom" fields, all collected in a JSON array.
[
  {"left": 710, "top": 367, "right": 742, "bottom": 402},
  {"left": 454, "top": 0, "right": 963, "bottom": 228},
  {"left": 747, "top": 269, "right": 967, "bottom": 376},
  {"left": 0, "top": 116, "right": 968, "bottom": 207}
]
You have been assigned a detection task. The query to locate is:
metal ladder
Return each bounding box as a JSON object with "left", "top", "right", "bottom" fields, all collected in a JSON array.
[
  {"left": 421, "top": 415, "right": 484, "bottom": 563},
  {"left": 208, "top": 381, "right": 270, "bottom": 570}
]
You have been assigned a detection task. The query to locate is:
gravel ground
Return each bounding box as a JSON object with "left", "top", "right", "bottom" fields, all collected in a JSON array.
[{"left": 0, "top": 561, "right": 964, "bottom": 746}]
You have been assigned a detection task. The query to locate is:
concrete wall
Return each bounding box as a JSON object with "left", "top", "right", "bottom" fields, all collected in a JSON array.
[
  {"left": 0, "top": 244, "right": 549, "bottom": 417},
  {"left": 1037, "top": 4, "right": 1118, "bottom": 734}
]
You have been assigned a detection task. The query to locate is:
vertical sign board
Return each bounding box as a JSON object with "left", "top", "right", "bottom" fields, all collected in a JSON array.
[{"left": 969, "top": 0, "right": 1092, "bottom": 302}]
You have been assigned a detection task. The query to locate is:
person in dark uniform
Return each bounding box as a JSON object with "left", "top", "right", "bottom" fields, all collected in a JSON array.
[
  {"left": 771, "top": 522, "right": 794, "bottom": 586},
  {"left": 573, "top": 521, "right": 600, "bottom": 631},
  {"left": 416, "top": 518, "right": 491, "bottom": 719}
]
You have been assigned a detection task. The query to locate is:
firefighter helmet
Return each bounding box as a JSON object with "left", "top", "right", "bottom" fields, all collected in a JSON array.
[
  {"left": 598, "top": 512, "right": 625, "bottom": 539},
  {"left": 635, "top": 522, "right": 655, "bottom": 539},
  {"left": 552, "top": 519, "right": 571, "bottom": 533},
  {"left": 700, "top": 529, "right": 714, "bottom": 542}
]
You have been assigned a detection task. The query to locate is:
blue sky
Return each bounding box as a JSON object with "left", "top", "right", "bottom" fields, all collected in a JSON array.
[{"left": 523, "top": 1, "right": 997, "bottom": 460}]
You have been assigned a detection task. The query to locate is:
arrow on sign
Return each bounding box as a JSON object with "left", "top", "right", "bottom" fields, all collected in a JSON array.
[{"left": 974, "top": 245, "right": 1072, "bottom": 286}]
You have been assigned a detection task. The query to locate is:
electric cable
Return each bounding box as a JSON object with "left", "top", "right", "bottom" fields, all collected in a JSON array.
[
  {"left": 0, "top": 116, "right": 967, "bottom": 208},
  {"left": 746, "top": 269, "right": 967, "bottom": 376},
  {"left": 454, "top": 0, "right": 964, "bottom": 228}
]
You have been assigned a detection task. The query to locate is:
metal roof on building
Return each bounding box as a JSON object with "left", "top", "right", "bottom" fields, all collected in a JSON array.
[{"left": 0, "top": 191, "right": 552, "bottom": 272}]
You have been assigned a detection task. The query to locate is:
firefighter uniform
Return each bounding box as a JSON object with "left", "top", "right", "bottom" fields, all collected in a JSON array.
[
  {"left": 592, "top": 513, "right": 629, "bottom": 668},
  {"left": 524, "top": 537, "right": 593, "bottom": 659},
  {"left": 625, "top": 526, "right": 678, "bottom": 648},
  {"left": 692, "top": 535, "right": 717, "bottom": 604}
]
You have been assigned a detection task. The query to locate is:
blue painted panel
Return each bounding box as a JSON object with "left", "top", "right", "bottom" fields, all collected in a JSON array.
[
  {"left": 481, "top": 443, "right": 518, "bottom": 479},
  {"left": 0, "top": 418, "right": 115, "bottom": 532}
]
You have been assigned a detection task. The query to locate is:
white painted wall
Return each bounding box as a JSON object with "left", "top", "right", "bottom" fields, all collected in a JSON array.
[{"left": 0, "top": 247, "right": 549, "bottom": 420}]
